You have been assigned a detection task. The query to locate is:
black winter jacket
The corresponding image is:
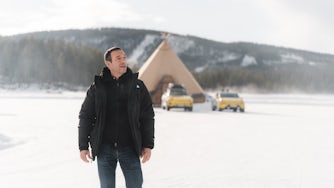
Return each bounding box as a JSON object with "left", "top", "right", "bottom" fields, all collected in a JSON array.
[{"left": 78, "top": 67, "right": 155, "bottom": 160}]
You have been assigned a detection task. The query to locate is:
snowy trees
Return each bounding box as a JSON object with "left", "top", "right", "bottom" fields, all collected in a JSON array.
[{"left": 0, "top": 37, "right": 103, "bottom": 87}]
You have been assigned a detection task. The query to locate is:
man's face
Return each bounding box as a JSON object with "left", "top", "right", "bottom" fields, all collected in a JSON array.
[{"left": 106, "top": 50, "right": 127, "bottom": 77}]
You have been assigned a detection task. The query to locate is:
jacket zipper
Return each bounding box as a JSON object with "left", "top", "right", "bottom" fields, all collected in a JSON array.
[{"left": 114, "top": 80, "right": 120, "bottom": 148}]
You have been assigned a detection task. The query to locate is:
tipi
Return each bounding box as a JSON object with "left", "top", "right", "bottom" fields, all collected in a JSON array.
[{"left": 138, "top": 34, "right": 205, "bottom": 105}]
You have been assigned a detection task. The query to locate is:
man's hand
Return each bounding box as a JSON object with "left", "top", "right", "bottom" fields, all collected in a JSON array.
[
  {"left": 80, "top": 150, "right": 92, "bottom": 163},
  {"left": 141, "top": 148, "right": 151, "bottom": 163}
]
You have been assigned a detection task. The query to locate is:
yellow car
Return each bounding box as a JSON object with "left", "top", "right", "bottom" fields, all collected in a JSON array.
[
  {"left": 161, "top": 84, "right": 193, "bottom": 111},
  {"left": 215, "top": 92, "right": 245, "bottom": 112}
]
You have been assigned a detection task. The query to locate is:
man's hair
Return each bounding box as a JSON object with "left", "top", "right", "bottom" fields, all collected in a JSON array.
[{"left": 104, "top": 47, "right": 122, "bottom": 62}]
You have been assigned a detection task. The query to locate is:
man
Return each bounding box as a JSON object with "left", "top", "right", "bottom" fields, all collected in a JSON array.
[{"left": 78, "top": 47, "right": 155, "bottom": 188}]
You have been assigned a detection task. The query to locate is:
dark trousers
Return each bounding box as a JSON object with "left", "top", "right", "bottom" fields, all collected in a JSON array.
[{"left": 97, "top": 145, "right": 143, "bottom": 188}]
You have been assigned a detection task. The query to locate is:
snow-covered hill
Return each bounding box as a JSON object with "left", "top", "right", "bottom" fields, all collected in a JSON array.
[
  {"left": 6, "top": 28, "right": 334, "bottom": 70},
  {"left": 1, "top": 28, "right": 334, "bottom": 92}
]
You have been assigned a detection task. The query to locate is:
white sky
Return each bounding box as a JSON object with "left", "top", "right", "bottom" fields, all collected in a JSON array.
[{"left": 0, "top": 0, "right": 333, "bottom": 54}]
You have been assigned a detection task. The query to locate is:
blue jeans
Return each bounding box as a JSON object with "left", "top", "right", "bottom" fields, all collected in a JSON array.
[{"left": 97, "top": 145, "right": 143, "bottom": 188}]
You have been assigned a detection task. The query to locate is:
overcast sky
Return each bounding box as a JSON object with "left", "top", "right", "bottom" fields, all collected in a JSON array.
[{"left": 1, "top": 0, "right": 333, "bottom": 54}]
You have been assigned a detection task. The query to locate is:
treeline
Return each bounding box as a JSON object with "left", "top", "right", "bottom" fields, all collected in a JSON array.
[
  {"left": 0, "top": 37, "right": 104, "bottom": 87},
  {"left": 1, "top": 28, "right": 334, "bottom": 93},
  {"left": 193, "top": 66, "right": 334, "bottom": 93}
]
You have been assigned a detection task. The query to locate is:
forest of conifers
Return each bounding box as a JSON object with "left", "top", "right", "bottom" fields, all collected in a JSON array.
[{"left": 1, "top": 29, "right": 334, "bottom": 93}]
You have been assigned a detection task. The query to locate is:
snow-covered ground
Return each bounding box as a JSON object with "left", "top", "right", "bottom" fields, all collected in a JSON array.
[{"left": 1, "top": 92, "right": 334, "bottom": 188}]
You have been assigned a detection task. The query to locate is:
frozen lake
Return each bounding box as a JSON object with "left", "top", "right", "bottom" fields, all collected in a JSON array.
[{"left": 0, "top": 91, "right": 334, "bottom": 188}]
